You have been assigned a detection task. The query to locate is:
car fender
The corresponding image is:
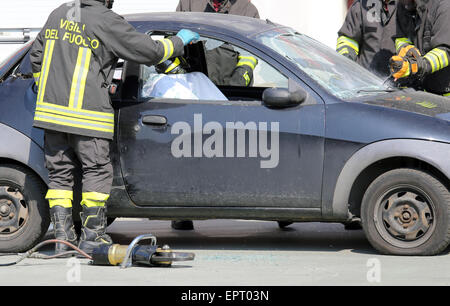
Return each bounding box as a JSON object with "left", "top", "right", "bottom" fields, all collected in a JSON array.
[
  {"left": 0, "top": 123, "right": 48, "bottom": 184},
  {"left": 332, "top": 139, "right": 450, "bottom": 219}
]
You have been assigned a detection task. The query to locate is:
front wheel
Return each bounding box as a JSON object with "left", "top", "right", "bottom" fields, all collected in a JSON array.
[
  {"left": 0, "top": 164, "right": 50, "bottom": 253},
  {"left": 361, "top": 169, "right": 450, "bottom": 256}
]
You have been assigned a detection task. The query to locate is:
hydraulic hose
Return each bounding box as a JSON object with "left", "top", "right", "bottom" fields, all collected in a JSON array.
[{"left": 0, "top": 239, "right": 92, "bottom": 267}]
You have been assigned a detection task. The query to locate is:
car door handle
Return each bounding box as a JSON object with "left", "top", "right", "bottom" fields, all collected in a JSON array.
[{"left": 142, "top": 115, "right": 167, "bottom": 126}]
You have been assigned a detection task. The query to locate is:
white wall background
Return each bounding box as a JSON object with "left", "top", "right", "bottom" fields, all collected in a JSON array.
[{"left": 0, "top": 0, "right": 346, "bottom": 60}]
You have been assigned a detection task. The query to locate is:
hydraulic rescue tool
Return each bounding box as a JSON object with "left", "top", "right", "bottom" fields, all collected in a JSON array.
[
  {"left": 91, "top": 234, "right": 195, "bottom": 268},
  {"left": 0, "top": 234, "right": 195, "bottom": 268}
]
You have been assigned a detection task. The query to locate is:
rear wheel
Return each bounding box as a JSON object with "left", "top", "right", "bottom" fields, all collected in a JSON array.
[
  {"left": 0, "top": 164, "right": 50, "bottom": 253},
  {"left": 361, "top": 169, "right": 450, "bottom": 256}
]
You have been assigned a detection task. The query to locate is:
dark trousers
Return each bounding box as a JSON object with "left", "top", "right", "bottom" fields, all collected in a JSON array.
[{"left": 44, "top": 130, "right": 113, "bottom": 207}]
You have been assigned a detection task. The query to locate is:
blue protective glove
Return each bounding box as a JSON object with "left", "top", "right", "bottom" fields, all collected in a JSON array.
[{"left": 176, "top": 29, "right": 200, "bottom": 46}]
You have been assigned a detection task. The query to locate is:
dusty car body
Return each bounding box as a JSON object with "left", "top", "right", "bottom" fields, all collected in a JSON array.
[{"left": 0, "top": 13, "right": 449, "bottom": 255}]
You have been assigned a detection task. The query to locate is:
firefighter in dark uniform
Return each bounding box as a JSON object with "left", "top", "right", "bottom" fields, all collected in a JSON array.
[
  {"left": 172, "top": 0, "right": 259, "bottom": 230},
  {"left": 30, "top": 0, "right": 199, "bottom": 254},
  {"left": 337, "top": 0, "right": 398, "bottom": 78},
  {"left": 176, "top": 0, "right": 260, "bottom": 18},
  {"left": 389, "top": 0, "right": 450, "bottom": 97}
]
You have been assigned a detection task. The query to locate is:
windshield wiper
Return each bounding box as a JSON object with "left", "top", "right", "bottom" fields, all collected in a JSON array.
[{"left": 356, "top": 88, "right": 397, "bottom": 94}]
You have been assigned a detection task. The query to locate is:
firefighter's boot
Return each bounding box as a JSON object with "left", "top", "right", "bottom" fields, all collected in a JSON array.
[
  {"left": 49, "top": 206, "right": 78, "bottom": 255},
  {"left": 78, "top": 205, "right": 113, "bottom": 255}
]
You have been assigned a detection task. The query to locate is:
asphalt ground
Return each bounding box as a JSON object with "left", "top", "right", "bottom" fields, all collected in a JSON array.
[{"left": 0, "top": 219, "right": 449, "bottom": 286}]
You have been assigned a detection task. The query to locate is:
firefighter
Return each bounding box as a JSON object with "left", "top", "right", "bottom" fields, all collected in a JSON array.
[
  {"left": 389, "top": 0, "right": 450, "bottom": 96},
  {"left": 176, "top": 0, "right": 260, "bottom": 18},
  {"left": 173, "top": 0, "right": 259, "bottom": 231},
  {"left": 337, "top": 0, "right": 398, "bottom": 78},
  {"left": 30, "top": 0, "right": 199, "bottom": 255}
]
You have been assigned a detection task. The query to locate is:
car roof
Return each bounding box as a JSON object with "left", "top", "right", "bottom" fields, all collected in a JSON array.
[{"left": 124, "top": 12, "right": 286, "bottom": 37}]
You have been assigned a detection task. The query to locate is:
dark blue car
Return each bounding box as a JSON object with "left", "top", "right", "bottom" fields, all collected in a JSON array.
[{"left": 0, "top": 13, "right": 449, "bottom": 255}]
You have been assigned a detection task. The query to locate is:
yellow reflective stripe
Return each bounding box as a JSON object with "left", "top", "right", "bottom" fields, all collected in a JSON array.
[
  {"left": 242, "top": 71, "right": 251, "bottom": 86},
  {"left": 165, "top": 57, "right": 181, "bottom": 73},
  {"left": 36, "top": 106, "right": 114, "bottom": 124},
  {"left": 158, "top": 39, "right": 174, "bottom": 64},
  {"left": 161, "top": 39, "right": 168, "bottom": 63},
  {"left": 49, "top": 199, "right": 72, "bottom": 208},
  {"left": 239, "top": 56, "right": 257, "bottom": 65},
  {"left": 165, "top": 39, "right": 174, "bottom": 60},
  {"left": 337, "top": 36, "right": 359, "bottom": 54},
  {"left": 37, "top": 40, "right": 56, "bottom": 103},
  {"left": 36, "top": 101, "right": 114, "bottom": 119},
  {"left": 425, "top": 52, "right": 440, "bottom": 72},
  {"left": 33, "top": 72, "right": 41, "bottom": 86},
  {"left": 46, "top": 189, "right": 73, "bottom": 200},
  {"left": 82, "top": 192, "right": 110, "bottom": 202},
  {"left": 81, "top": 199, "right": 106, "bottom": 208},
  {"left": 429, "top": 48, "right": 449, "bottom": 69},
  {"left": 34, "top": 111, "right": 114, "bottom": 133},
  {"left": 77, "top": 48, "right": 92, "bottom": 109},
  {"left": 69, "top": 48, "right": 84, "bottom": 108},
  {"left": 338, "top": 48, "right": 349, "bottom": 55},
  {"left": 444, "top": 93, "right": 450, "bottom": 97},
  {"left": 395, "top": 38, "right": 413, "bottom": 52},
  {"left": 237, "top": 56, "right": 257, "bottom": 70},
  {"left": 236, "top": 61, "right": 256, "bottom": 70},
  {"left": 68, "top": 48, "right": 92, "bottom": 110}
]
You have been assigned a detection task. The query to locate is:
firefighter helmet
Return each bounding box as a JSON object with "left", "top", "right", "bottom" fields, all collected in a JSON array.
[{"left": 155, "top": 57, "right": 190, "bottom": 74}]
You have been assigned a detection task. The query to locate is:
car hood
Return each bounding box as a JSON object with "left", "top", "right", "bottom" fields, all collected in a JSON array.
[{"left": 359, "top": 90, "right": 450, "bottom": 122}]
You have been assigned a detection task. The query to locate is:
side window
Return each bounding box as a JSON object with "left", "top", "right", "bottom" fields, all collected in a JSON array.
[
  {"left": 202, "top": 37, "right": 288, "bottom": 88},
  {"left": 16, "top": 51, "right": 32, "bottom": 75},
  {"left": 138, "top": 34, "right": 288, "bottom": 101}
]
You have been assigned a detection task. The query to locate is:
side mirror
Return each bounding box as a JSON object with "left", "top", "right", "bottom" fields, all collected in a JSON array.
[{"left": 262, "top": 87, "right": 307, "bottom": 108}]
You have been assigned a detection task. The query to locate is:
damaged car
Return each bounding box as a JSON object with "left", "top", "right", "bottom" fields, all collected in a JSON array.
[{"left": 0, "top": 13, "right": 449, "bottom": 256}]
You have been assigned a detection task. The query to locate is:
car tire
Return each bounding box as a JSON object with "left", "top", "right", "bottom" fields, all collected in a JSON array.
[
  {"left": 0, "top": 164, "right": 50, "bottom": 253},
  {"left": 361, "top": 168, "right": 450, "bottom": 256}
]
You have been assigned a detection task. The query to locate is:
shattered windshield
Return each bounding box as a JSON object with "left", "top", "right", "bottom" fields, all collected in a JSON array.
[{"left": 255, "top": 28, "right": 393, "bottom": 100}]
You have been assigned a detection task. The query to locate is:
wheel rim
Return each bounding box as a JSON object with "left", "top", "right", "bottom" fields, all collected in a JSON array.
[
  {"left": 373, "top": 184, "right": 436, "bottom": 249},
  {"left": 0, "top": 185, "right": 29, "bottom": 235}
]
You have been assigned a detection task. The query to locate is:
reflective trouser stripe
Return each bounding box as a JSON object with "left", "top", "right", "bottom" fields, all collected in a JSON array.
[
  {"left": 48, "top": 199, "right": 72, "bottom": 208},
  {"left": 424, "top": 48, "right": 449, "bottom": 73},
  {"left": 69, "top": 47, "right": 92, "bottom": 110},
  {"left": 81, "top": 192, "right": 110, "bottom": 208},
  {"left": 444, "top": 93, "right": 450, "bottom": 97},
  {"left": 46, "top": 189, "right": 74, "bottom": 200},
  {"left": 46, "top": 189, "right": 73, "bottom": 208},
  {"left": 337, "top": 36, "right": 359, "bottom": 54},
  {"left": 395, "top": 38, "right": 413, "bottom": 53},
  {"left": 37, "top": 40, "right": 56, "bottom": 103},
  {"left": 158, "top": 39, "right": 174, "bottom": 64}
]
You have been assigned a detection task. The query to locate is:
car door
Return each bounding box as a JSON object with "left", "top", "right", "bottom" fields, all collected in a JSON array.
[
  {"left": 0, "top": 49, "right": 43, "bottom": 143},
  {"left": 117, "top": 35, "right": 325, "bottom": 209}
]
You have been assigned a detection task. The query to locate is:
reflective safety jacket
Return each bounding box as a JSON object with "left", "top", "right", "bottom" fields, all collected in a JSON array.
[
  {"left": 337, "top": 0, "right": 397, "bottom": 78},
  {"left": 176, "top": 0, "right": 260, "bottom": 18},
  {"left": 30, "top": 0, "right": 184, "bottom": 139},
  {"left": 205, "top": 44, "right": 258, "bottom": 87},
  {"left": 396, "top": 0, "right": 450, "bottom": 95}
]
